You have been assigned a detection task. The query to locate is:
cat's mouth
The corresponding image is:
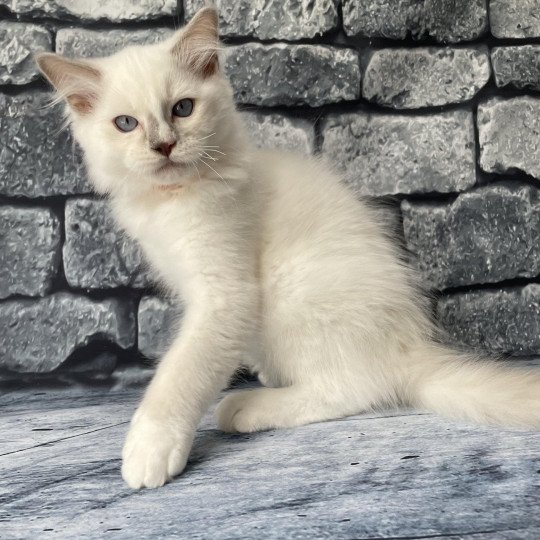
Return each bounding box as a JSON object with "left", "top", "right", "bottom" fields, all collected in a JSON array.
[
  {"left": 153, "top": 160, "right": 192, "bottom": 192},
  {"left": 155, "top": 182, "right": 184, "bottom": 192},
  {"left": 156, "top": 160, "right": 186, "bottom": 173}
]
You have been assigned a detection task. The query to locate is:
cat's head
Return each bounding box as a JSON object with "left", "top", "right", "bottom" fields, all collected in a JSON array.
[{"left": 36, "top": 8, "right": 244, "bottom": 197}]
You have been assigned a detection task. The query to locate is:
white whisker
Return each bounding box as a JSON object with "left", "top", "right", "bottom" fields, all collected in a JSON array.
[
  {"left": 201, "top": 151, "right": 217, "bottom": 161},
  {"left": 198, "top": 157, "right": 237, "bottom": 206},
  {"left": 199, "top": 157, "right": 224, "bottom": 181},
  {"left": 196, "top": 132, "right": 216, "bottom": 141},
  {"left": 188, "top": 158, "right": 202, "bottom": 183}
]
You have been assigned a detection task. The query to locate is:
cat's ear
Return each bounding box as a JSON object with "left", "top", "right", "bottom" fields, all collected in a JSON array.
[
  {"left": 35, "top": 53, "right": 101, "bottom": 115},
  {"left": 172, "top": 7, "right": 220, "bottom": 78}
]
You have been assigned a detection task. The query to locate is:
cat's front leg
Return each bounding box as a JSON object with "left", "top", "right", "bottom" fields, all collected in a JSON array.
[{"left": 121, "top": 293, "right": 255, "bottom": 489}]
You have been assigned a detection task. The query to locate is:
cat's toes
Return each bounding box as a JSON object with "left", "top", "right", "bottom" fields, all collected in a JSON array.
[
  {"left": 217, "top": 390, "right": 276, "bottom": 433},
  {"left": 121, "top": 413, "right": 192, "bottom": 489}
]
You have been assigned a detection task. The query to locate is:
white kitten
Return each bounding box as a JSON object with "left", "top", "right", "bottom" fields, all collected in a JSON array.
[{"left": 37, "top": 7, "right": 540, "bottom": 489}]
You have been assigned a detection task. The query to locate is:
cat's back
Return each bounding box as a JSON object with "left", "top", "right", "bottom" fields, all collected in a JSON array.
[
  {"left": 250, "top": 148, "right": 382, "bottom": 248},
  {"left": 250, "top": 148, "right": 399, "bottom": 290}
]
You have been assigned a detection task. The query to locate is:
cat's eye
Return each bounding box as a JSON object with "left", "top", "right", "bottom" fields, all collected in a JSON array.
[
  {"left": 172, "top": 98, "right": 194, "bottom": 118},
  {"left": 114, "top": 115, "right": 138, "bottom": 132}
]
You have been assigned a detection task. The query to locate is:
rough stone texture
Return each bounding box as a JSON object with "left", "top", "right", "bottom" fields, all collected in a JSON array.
[
  {"left": 0, "top": 0, "right": 176, "bottom": 21},
  {"left": 241, "top": 112, "right": 315, "bottom": 155},
  {"left": 56, "top": 28, "right": 173, "bottom": 58},
  {"left": 342, "top": 0, "right": 488, "bottom": 43},
  {"left": 225, "top": 44, "right": 360, "bottom": 107},
  {"left": 64, "top": 198, "right": 149, "bottom": 289},
  {"left": 0, "top": 92, "right": 90, "bottom": 197},
  {"left": 184, "top": 0, "right": 339, "bottom": 40},
  {"left": 491, "top": 46, "right": 540, "bottom": 91},
  {"left": 0, "top": 22, "right": 51, "bottom": 85},
  {"left": 363, "top": 47, "right": 490, "bottom": 109},
  {"left": 1, "top": 1, "right": 539, "bottom": 378},
  {"left": 478, "top": 97, "right": 540, "bottom": 180},
  {"left": 490, "top": 0, "right": 540, "bottom": 39},
  {"left": 0, "top": 206, "right": 61, "bottom": 299},
  {"left": 402, "top": 184, "right": 540, "bottom": 290},
  {"left": 438, "top": 285, "right": 540, "bottom": 355},
  {"left": 138, "top": 296, "right": 182, "bottom": 359},
  {"left": 0, "top": 293, "right": 136, "bottom": 373},
  {"left": 321, "top": 110, "right": 475, "bottom": 196}
]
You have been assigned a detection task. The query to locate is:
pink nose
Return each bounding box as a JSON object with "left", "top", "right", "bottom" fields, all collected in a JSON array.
[{"left": 153, "top": 141, "right": 176, "bottom": 157}]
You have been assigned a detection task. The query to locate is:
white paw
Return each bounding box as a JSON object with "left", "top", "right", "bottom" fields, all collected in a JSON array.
[
  {"left": 217, "top": 390, "right": 276, "bottom": 433},
  {"left": 121, "top": 412, "right": 192, "bottom": 489}
]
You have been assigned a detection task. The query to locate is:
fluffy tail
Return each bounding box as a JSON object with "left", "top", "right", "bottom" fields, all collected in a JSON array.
[{"left": 405, "top": 344, "right": 540, "bottom": 429}]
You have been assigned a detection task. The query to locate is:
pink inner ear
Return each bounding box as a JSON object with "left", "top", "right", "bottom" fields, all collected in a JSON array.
[
  {"left": 67, "top": 93, "right": 96, "bottom": 115},
  {"left": 37, "top": 53, "right": 101, "bottom": 114},
  {"left": 172, "top": 7, "right": 220, "bottom": 78},
  {"left": 199, "top": 53, "right": 219, "bottom": 78}
]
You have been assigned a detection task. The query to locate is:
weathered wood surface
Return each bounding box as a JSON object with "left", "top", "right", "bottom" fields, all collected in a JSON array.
[{"left": 0, "top": 382, "right": 539, "bottom": 539}]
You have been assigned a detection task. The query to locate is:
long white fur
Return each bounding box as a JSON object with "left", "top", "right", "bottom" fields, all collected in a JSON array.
[{"left": 36, "top": 8, "right": 540, "bottom": 490}]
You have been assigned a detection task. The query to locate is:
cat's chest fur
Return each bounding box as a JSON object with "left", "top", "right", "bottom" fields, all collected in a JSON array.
[
  {"left": 111, "top": 192, "right": 214, "bottom": 296},
  {"left": 110, "top": 184, "right": 258, "bottom": 300}
]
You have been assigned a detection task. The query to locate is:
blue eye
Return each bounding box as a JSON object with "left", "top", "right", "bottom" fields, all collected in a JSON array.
[
  {"left": 172, "top": 98, "right": 194, "bottom": 118},
  {"left": 114, "top": 115, "right": 138, "bottom": 132}
]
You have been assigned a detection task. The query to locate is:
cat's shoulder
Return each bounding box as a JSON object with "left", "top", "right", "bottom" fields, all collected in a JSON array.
[{"left": 250, "top": 148, "right": 336, "bottom": 179}]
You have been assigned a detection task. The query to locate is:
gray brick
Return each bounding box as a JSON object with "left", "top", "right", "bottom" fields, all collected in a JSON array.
[
  {"left": 184, "top": 0, "right": 339, "bottom": 40},
  {"left": 490, "top": 0, "right": 540, "bottom": 39},
  {"left": 402, "top": 184, "right": 540, "bottom": 290},
  {"left": 0, "top": 22, "right": 51, "bottom": 84},
  {"left": 241, "top": 112, "right": 315, "bottom": 154},
  {"left": 363, "top": 47, "right": 490, "bottom": 109},
  {"left": 225, "top": 44, "right": 360, "bottom": 107},
  {"left": 56, "top": 28, "right": 173, "bottom": 58},
  {"left": 64, "top": 198, "right": 150, "bottom": 289},
  {"left": 0, "top": 292, "right": 136, "bottom": 373},
  {"left": 0, "top": 0, "right": 176, "bottom": 21},
  {"left": 0, "top": 92, "right": 90, "bottom": 197},
  {"left": 138, "top": 296, "right": 181, "bottom": 359},
  {"left": 0, "top": 206, "right": 61, "bottom": 299},
  {"left": 438, "top": 285, "right": 540, "bottom": 356},
  {"left": 478, "top": 97, "right": 540, "bottom": 180},
  {"left": 491, "top": 46, "right": 540, "bottom": 90},
  {"left": 321, "top": 110, "right": 475, "bottom": 196},
  {"left": 343, "top": 0, "right": 488, "bottom": 43}
]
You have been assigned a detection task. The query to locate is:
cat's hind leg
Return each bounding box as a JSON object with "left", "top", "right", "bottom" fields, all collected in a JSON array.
[{"left": 216, "top": 384, "right": 373, "bottom": 433}]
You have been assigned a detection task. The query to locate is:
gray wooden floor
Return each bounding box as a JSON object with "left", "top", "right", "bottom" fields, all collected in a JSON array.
[{"left": 1, "top": 384, "right": 539, "bottom": 539}]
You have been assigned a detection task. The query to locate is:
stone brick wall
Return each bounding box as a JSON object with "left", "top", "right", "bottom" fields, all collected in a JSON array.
[{"left": 1, "top": 0, "right": 539, "bottom": 385}]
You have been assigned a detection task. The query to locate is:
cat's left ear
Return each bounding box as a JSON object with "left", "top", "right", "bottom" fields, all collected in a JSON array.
[
  {"left": 172, "top": 7, "right": 220, "bottom": 78},
  {"left": 36, "top": 53, "right": 101, "bottom": 115}
]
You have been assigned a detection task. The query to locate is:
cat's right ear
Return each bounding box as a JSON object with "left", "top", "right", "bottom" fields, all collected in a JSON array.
[
  {"left": 35, "top": 53, "right": 101, "bottom": 115},
  {"left": 172, "top": 7, "right": 220, "bottom": 78}
]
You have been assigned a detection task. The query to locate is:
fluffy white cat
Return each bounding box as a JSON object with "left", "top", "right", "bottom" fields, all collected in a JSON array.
[{"left": 37, "top": 8, "right": 540, "bottom": 489}]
